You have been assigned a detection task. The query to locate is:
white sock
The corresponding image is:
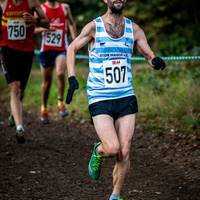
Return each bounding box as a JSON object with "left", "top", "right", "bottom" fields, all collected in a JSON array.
[{"left": 16, "top": 124, "right": 24, "bottom": 131}]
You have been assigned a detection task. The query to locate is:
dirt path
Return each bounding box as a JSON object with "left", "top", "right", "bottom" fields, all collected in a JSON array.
[{"left": 0, "top": 107, "right": 200, "bottom": 200}]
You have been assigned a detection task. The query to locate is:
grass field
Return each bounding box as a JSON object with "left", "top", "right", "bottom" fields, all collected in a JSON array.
[{"left": 0, "top": 59, "right": 199, "bottom": 134}]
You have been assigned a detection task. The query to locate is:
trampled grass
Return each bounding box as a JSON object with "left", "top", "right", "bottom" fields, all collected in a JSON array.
[{"left": 0, "top": 60, "right": 199, "bottom": 134}]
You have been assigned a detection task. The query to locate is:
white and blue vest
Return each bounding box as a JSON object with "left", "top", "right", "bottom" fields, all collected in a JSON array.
[{"left": 87, "top": 17, "right": 135, "bottom": 105}]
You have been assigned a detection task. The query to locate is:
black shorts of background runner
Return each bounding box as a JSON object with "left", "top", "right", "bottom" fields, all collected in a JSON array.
[
  {"left": 39, "top": 50, "right": 66, "bottom": 68},
  {"left": 1, "top": 46, "right": 34, "bottom": 90},
  {"left": 89, "top": 95, "right": 138, "bottom": 121}
]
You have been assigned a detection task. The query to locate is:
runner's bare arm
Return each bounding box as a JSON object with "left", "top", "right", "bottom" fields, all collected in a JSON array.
[
  {"left": 34, "top": 5, "right": 49, "bottom": 33},
  {"left": 29, "top": 0, "right": 49, "bottom": 28},
  {"left": 133, "top": 23, "right": 155, "bottom": 66},
  {"left": 34, "top": 26, "right": 49, "bottom": 33},
  {"left": 0, "top": 0, "right": 7, "bottom": 12},
  {"left": 67, "top": 21, "right": 95, "bottom": 77},
  {"left": 63, "top": 4, "right": 76, "bottom": 40},
  {"left": 0, "top": 0, "right": 6, "bottom": 5},
  {"left": 0, "top": 6, "right": 2, "bottom": 33}
]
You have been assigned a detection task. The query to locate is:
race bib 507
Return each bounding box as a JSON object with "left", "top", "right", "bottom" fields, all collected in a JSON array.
[{"left": 103, "top": 59, "right": 128, "bottom": 88}]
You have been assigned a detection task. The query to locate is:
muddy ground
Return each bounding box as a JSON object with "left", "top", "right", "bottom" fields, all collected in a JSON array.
[{"left": 0, "top": 105, "right": 200, "bottom": 200}]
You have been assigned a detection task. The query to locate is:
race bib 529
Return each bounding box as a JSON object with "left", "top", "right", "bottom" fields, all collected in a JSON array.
[{"left": 44, "top": 30, "right": 63, "bottom": 47}]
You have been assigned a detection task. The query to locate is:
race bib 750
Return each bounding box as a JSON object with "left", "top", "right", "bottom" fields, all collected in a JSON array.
[{"left": 7, "top": 19, "right": 26, "bottom": 40}]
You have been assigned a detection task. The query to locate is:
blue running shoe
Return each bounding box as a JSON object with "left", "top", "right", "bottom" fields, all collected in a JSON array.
[{"left": 109, "top": 194, "right": 124, "bottom": 200}]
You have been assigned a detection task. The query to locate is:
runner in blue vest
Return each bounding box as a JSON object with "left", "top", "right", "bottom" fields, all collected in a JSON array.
[{"left": 66, "top": 0, "right": 165, "bottom": 199}]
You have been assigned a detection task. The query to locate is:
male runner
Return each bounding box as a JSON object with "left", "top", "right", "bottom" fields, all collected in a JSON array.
[
  {"left": 35, "top": 0, "right": 76, "bottom": 124},
  {"left": 66, "top": 0, "right": 165, "bottom": 199},
  {"left": 0, "top": 0, "right": 49, "bottom": 143}
]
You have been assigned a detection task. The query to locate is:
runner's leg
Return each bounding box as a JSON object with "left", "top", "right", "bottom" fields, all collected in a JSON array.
[
  {"left": 111, "top": 114, "right": 136, "bottom": 196},
  {"left": 41, "top": 66, "right": 53, "bottom": 108},
  {"left": 55, "top": 54, "right": 66, "bottom": 101},
  {"left": 92, "top": 115, "right": 120, "bottom": 157},
  {"left": 55, "top": 54, "right": 68, "bottom": 117},
  {"left": 88, "top": 114, "right": 120, "bottom": 180},
  {"left": 9, "top": 81, "right": 23, "bottom": 126}
]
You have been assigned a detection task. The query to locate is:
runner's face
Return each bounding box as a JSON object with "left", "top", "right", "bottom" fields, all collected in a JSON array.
[{"left": 107, "top": 0, "right": 126, "bottom": 14}]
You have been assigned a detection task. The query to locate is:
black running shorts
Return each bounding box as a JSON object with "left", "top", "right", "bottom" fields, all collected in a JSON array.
[
  {"left": 1, "top": 46, "right": 34, "bottom": 90},
  {"left": 39, "top": 50, "right": 66, "bottom": 68},
  {"left": 89, "top": 95, "right": 138, "bottom": 121}
]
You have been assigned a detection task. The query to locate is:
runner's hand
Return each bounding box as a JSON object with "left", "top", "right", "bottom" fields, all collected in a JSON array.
[
  {"left": 22, "top": 12, "right": 34, "bottom": 24},
  {"left": 49, "top": 25, "right": 57, "bottom": 31},
  {"left": 151, "top": 57, "right": 166, "bottom": 70},
  {"left": 66, "top": 76, "right": 79, "bottom": 104}
]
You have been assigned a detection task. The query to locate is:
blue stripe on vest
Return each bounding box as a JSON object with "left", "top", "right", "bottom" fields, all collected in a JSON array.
[
  {"left": 96, "top": 27, "right": 104, "bottom": 32},
  {"left": 125, "top": 18, "right": 131, "bottom": 24},
  {"left": 96, "top": 37, "right": 133, "bottom": 44},
  {"left": 90, "top": 67, "right": 103, "bottom": 74},
  {"left": 95, "top": 47, "right": 133, "bottom": 54},
  {"left": 87, "top": 89, "right": 134, "bottom": 100},
  {"left": 87, "top": 85, "right": 133, "bottom": 91},
  {"left": 88, "top": 76, "right": 103, "bottom": 84},
  {"left": 89, "top": 57, "right": 104, "bottom": 63},
  {"left": 95, "top": 18, "right": 101, "bottom": 22},
  {"left": 89, "top": 57, "right": 132, "bottom": 64},
  {"left": 126, "top": 28, "right": 132, "bottom": 33}
]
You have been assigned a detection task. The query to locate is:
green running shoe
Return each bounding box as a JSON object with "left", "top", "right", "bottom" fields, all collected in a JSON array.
[
  {"left": 88, "top": 142, "right": 103, "bottom": 180},
  {"left": 8, "top": 114, "right": 15, "bottom": 127}
]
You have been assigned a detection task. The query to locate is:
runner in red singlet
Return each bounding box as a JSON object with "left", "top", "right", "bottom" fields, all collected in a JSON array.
[
  {"left": 35, "top": 0, "right": 76, "bottom": 124},
  {"left": 0, "top": 0, "right": 49, "bottom": 143}
]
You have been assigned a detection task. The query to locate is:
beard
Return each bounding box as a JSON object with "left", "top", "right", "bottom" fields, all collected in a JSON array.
[{"left": 109, "top": 1, "right": 125, "bottom": 14}]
